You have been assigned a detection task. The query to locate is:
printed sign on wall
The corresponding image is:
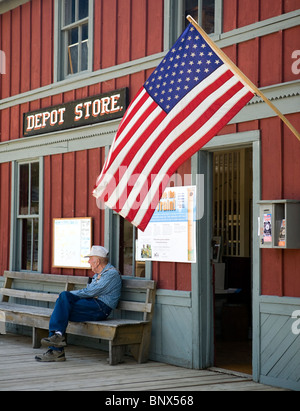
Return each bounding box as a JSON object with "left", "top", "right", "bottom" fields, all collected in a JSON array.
[
  {"left": 23, "top": 88, "right": 128, "bottom": 137},
  {"left": 136, "top": 186, "right": 197, "bottom": 263}
]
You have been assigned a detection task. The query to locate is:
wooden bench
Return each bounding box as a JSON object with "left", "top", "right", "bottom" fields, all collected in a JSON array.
[{"left": 0, "top": 271, "right": 156, "bottom": 365}]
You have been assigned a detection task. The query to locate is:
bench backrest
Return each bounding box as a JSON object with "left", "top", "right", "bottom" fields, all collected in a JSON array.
[{"left": 0, "top": 271, "right": 156, "bottom": 321}]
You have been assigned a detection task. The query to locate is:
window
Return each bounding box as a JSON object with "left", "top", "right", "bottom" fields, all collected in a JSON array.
[
  {"left": 213, "top": 148, "right": 252, "bottom": 257},
  {"left": 168, "top": 0, "right": 222, "bottom": 46},
  {"left": 184, "top": 0, "right": 215, "bottom": 34},
  {"left": 56, "top": 0, "right": 93, "bottom": 80},
  {"left": 17, "top": 161, "right": 41, "bottom": 271},
  {"left": 119, "top": 219, "right": 145, "bottom": 277}
]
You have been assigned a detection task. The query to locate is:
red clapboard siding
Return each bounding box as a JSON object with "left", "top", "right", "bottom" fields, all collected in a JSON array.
[
  {"left": 31, "top": 0, "right": 42, "bottom": 90},
  {"left": 21, "top": 2, "right": 31, "bottom": 93},
  {"left": 41, "top": 0, "right": 53, "bottom": 86},
  {"left": 94, "top": 0, "right": 164, "bottom": 71},
  {"left": 42, "top": 147, "right": 106, "bottom": 276},
  {"left": 1, "top": 11, "right": 11, "bottom": 100},
  {"left": 11, "top": 7, "right": 21, "bottom": 97}
]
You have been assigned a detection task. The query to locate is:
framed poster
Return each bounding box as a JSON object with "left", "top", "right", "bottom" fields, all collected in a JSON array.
[
  {"left": 52, "top": 217, "right": 92, "bottom": 269},
  {"left": 136, "top": 186, "right": 197, "bottom": 263}
]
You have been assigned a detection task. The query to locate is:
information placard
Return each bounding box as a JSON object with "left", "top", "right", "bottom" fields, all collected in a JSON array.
[
  {"left": 52, "top": 217, "right": 92, "bottom": 269},
  {"left": 136, "top": 186, "right": 197, "bottom": 263}
]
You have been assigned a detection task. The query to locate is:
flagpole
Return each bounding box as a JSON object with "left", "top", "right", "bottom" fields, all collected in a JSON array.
[{"left": 187, "top": 15, "right": 300, "bottom": 142}]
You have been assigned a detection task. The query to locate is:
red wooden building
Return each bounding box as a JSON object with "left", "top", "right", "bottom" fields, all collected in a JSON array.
[{"left": 0, "top": 0, "right": 299, "bottom": 390}]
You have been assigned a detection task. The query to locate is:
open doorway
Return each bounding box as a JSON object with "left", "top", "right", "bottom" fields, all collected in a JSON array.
[{"left": 212, "top": 147, "right": 253, "bottom": 375}]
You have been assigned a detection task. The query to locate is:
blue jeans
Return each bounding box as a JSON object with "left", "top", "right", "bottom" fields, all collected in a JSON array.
[{"left": 49, "top": 291, "right": 111, "bottom": 346}]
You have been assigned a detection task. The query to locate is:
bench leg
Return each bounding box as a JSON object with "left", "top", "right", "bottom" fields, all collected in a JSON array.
[
  {"left": 0, "top": 312, "right": 6, "bottom": 334},
  {"left": 130, "top": 324, "right": 151, "bottom": 364},
  {"left": 0, "top": 321, "right": 6, "bottom": 335},
  {"left": 32, "top": 327, "right": 48, "bottom": 349},
  {"left": 108, "top": 342, "right": 126, "bottom": 365}
]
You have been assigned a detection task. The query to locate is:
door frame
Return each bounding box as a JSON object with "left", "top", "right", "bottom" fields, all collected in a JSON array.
[{"left": 191, "top": 130, "right": 261, "bottom": 381}]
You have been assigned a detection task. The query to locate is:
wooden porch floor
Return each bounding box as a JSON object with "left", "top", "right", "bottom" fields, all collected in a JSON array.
[{"left": 0, "top": 333, "right": 288, "bottom": 391}]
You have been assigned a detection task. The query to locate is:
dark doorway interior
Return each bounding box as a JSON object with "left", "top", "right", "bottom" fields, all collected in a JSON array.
[{"left": 212, "top": 148, "right": 253, "bottom": 375}]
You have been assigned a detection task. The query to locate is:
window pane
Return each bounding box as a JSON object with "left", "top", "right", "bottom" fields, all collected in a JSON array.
[
  {"left": 68, "top": 44, "right": 78, "bottom": 74},
  {"left": 79, "top": 0, "right": 89, "bottom": 20},
  {"left": 81, "top": 41, "right": 88, "bottom": 71},
  {"left": 82, "top": 23, "right": 88, "bottom": 41},
  {"left": 122, "top": 219, "right": 134, "bottom": 276},
  {"left": 33, "top": 219, "right": 39, "bottom": 271},
  {"left": 21, "top": 219, "right": 32, "bottom": 270},
  {"left": 65, "top": 0, "right": 76, "bottom": 25},
  {"left": 19, "top": 164, "right": 29, "bottom": 215},
  {"left": 69, "top": 27, "right": 78, "bottom": 44},
  {"left": 185, "top": 0, "right": 198, "bottom": 27},
  {"left": 202, "top": 0, "right": 215, "bottom": 34},
  {"left": 68, "top": 27, "right": 78, "bottom": 74},
  {"left": 30, "top": 162, "right": 39, "bottom": 215}
]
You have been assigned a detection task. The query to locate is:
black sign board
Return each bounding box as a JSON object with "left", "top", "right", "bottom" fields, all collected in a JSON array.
[{"left": 23, "top": 88, "right": 128, "bottom": 137}]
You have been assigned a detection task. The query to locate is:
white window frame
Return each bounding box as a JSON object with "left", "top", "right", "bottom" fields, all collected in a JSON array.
[
  {"left": 10, "top": 158, "right": 44, "bottom": 273},
  {"left": 54, "top": 0, "right": 94, "bottom": 82},
  {"left": 165, "top": 0, "right": 223, "bottom": 49}
]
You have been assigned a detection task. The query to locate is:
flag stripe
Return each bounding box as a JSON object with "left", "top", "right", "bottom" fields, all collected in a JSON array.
[
  {"left": 114, "top": 87, "right": 147, "bottom": 142},
  {"left": 114, "top": 71, "right": 241, "bottom": 216},
  {"left": 125, "top": 85, "right": 251, "bottom": 226},
  {"left": 95, "top": 87, "right": 149, "bottom": 189},
  {"left": 133, "top": 89, "right": 254, "bottom": 230},
  {"left": 107, "top": 67, "right": 234, "bottom": 211},
  {"left": 93, "top": 23, "right": 255, "bottom": 231},
  {"left": 95, "top": 97, "right": 160, "bottom": 194},
  {"left": 96, "top": 64, "right": 229, "bottom": 202}
]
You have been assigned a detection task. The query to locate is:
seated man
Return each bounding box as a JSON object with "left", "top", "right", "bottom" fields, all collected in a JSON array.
[{"left": 35, "top": 246, "right": 122, "bottom": 362}]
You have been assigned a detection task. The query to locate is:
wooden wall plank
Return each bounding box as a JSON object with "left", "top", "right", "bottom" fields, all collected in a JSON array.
[
  {"left": 11, "top": 7, "right": 21, "bottom": 96},
  {"left": 238, "top": 39, "right": 259, "bottom": 87},
  {"left": 75, "top": 151, "right": 88, "bottom": 217},
  {"left": 0, "top": 109, "right": 10, "bottom": 143},
  {"left": 20, "top": 2, "right": 31, "bottom": 93},
  {"left": 260, "top": 0, "right": 283, "bottom": 21},
  {"left": 1, "top": 11, "right": 11, "bottom": 100},
  {"left": 222, "top": 0, "right": 237, "bottom": 33},
  {"left": 31, "top": 0, "right": 42, "bottom": 90},
  {"left": 146, "top": 0, "right": 164, "bottom": 56},
  {"left": 93, "top": 0, "right": 102, "bottom": 71},
  {"left": 284, "top": 0, "right": 300, "bottom": 13},
  {"left": 41, "top": 0, "right": 53, "bottom": 87},
  {"left": 260, "top": 32, "right": 283, "bottom": 87},
  {"left": 131, "top": 0, "right": 147, "bottom": 60},
  {"left": 237, "top": 0, "right": 259, "bottom": 28},
  {"left": 101, "top": 0, "right": 117, "bottom": 69},
  {"left": 63, "top": 152, "right": 75, "bottom": 218},
  {"left": 260, "top": 117, "right": 283, "bottom": 199},
  {"left": 117, "top": 0, "right": 131, "bottom": 65}
]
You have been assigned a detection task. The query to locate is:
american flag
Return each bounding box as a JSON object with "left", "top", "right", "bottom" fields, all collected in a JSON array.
[{"left": 93, "top": 23, "right": 254, "bottom": 231}]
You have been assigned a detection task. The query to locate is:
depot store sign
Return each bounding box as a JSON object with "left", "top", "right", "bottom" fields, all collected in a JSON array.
[{"left": 23, "top": 88, "right": 128, "bottom": 137}]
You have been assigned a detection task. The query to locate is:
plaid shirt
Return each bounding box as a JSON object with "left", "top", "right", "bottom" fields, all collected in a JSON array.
[{"left": 71, "top": 263, "right": 122, "bottom": 309}]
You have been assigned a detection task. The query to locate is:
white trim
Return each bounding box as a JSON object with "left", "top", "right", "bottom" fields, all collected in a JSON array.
[
  {"left": 0, "top": 0, "right": 29, "bottom": 14},
  {"left": 0, "top": 119, "right": 120, "bottom": 164}
]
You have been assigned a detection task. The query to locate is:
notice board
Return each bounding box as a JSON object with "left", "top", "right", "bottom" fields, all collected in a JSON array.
[
  {"left": 136, "top": 186, "right": 197, "bottom": 263},
  {"left": 52, "top": 217, "right": 92, "bottom": 269}
]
